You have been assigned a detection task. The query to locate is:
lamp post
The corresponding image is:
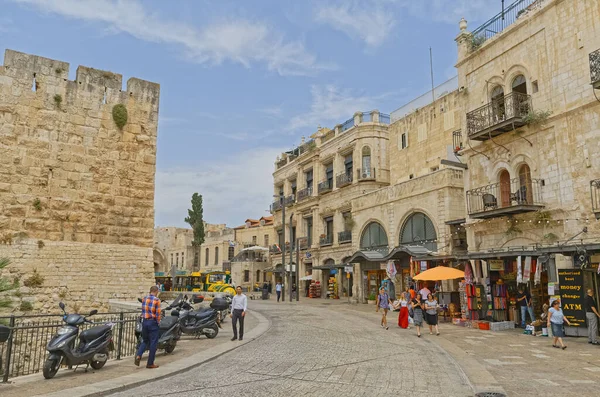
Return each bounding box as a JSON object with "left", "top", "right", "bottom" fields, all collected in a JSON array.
[
  {"left": 274, "top": 194, "right": 285, "bottom": 302},
  {"left": 289, "top": 213, "right": 294, "bottom": 302}
]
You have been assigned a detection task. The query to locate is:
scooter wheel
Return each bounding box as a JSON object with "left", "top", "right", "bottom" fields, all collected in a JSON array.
[
  {"left": 205, "top": 324, "right": 219, "bottom": 339},
  {"left": 164, "top": 341, "right": 177, "bottom": 354},
  {"left": 90, "top": 352, "right": 108, "bottom": 370},
  {"left": 43, "top": 357, "right": 61, "bottom": 379}
]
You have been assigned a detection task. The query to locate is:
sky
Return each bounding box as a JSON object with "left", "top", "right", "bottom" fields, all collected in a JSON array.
[{"left": 0, "top": 0, "right": 498, "bottom": 228}]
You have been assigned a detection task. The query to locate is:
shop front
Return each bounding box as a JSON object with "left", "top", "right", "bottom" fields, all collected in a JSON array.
[{"left": 311, "top": 263, "right": 345, "bottom": 299}]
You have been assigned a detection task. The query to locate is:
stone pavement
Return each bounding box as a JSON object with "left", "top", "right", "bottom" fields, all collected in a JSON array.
[{"left": 0, "top": 310, "right": 263, "bottom": 397}]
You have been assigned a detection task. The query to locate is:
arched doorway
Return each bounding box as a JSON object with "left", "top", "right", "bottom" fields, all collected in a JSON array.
[
  {"left": 499, "top": 169, "right": 511, "bottom": 207},
  {"left": 518, "top": 164, "right": 533, "bottom": 204},
  {"left": 400, "top": 212, "right": 438, "bottom": 251},
  {"left": 512, "top": 74, "right": 527, "bottom": 94},
  {"left": 491, "top": 85, "right": 505, "bottom": 122}
]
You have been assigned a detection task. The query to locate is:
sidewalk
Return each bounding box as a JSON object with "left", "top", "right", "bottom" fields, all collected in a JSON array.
[{"left": 0, "top": 310, "right": 270, "bottom": 397}]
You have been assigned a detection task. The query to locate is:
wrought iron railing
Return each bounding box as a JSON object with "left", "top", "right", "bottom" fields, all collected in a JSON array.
[
  {"left": 361, "top": 112, "right": 372, "bottom": 122},
  {"left": 357, "top": 168, "right": 376, "bottom": 181},
  {"left": 471, "top": 0, "right": 540, "bottom": 47},
  {"left": 0, "top": 311, "right": 139, "bottom": 382},
  {"left": 297, "top": 187, "right": 313, "bottom": 202},
  {"left": 338, "top": 231, "right": 352, "bottom": 243},
  {"left": 271, "top": 200, "right": 282, "bottom": 212},
  {"left": 590, "top": 48, "right": 600, "bottom": 87},
  {"left": 591, "top": 179, "right": 600, "bottom": 217},
  {"left": 466, "top": 92, "right": 531, "bottom": 138},
  {"left": 336, "top": 172, "right": 353, "bottom": 188},
  {"left": 379, "top": 113, "right": 391, "bottom": 124},
  {"left": 341, "top": 117, "right": 355, "bottom": 132},
  {"left": 453, "top": 130, "right": 463, "bottom": 153},
  {"left": 466, "top": 177, "right": 544, "bottom": 215},
  {"left": 318, "top": 180, "right": 333, "bottom": 194},
  {"left": 284, "top": 195, "right": 295, "bottom": 206},
  {"left": 320, "top": 236, "right": 333, "bottom": 246}
]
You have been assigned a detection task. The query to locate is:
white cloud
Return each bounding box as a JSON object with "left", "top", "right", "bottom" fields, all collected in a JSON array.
[
  {"left": 315, "top": 1, "right": 395, "bottom": 47},
  {"left": 288, "top": 85, "right": 387, "bottom": 131},
  {"left": 155, "top": 147, "right": 285, "bottom": 228},
  {"left": 13, "top": 0, "right": 333, "bottom": 76},
  {"left": 257, "top": 105, "right": 284, "bottom": 118}
]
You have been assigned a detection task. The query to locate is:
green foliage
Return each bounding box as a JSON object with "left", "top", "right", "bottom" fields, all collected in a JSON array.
[
  {"left": 19, "top": 301, "right": 33, "bottom": 312},
  {"left": 55, "top": 68, "right": 63, "bottom": 74},
  {"left": 535, "top": 211, "right": 553, "bottom": 223},
  {"left": 523, "top": 110, "right": 552, "bottom": 127},
  {"left": 0, "top": 258, "right": 16, "bottom": 309},
  {"left": 185, "top": 193, "right": 205, "bottom": 247},
  {"left": 505, "top": 217, "right": 522, "bottom": 237},
  {"left": 33, "top": 198, "right": 42, "bottom": 211},
  {"left": 53, "top": 94, "right": 62, "bottom": 108},
  {"left": 13, "top": 290, "right": 22, "bottom": 298},
  {"left": 469, "top": 34, "right": 486, "bottom": 52},
  {"left": 37, "top": 240, "right": 45, "bottom": 249},
  {"left": 544, "top": 233, "right": 559, "bottom": 243},
  {"left": 368, "top": 293, "right": 377, "bottom": 301},
  {"left": 344, "top": 214, "right": 356, "bottom": 230},
  {"left": 23, "top": 269, "right": 44, "bottom": 288},
  {"left": 112, "top": 104, "right": 128, "bottom": 129},
  {"left": 58, "top": 289, "right": 68, "bottom": 299}
]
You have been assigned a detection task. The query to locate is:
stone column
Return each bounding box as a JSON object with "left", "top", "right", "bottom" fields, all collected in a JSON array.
[
  {"left": 354, "top": 111, "right": 362, "bottom": 126},
  {"left": 371, "top": 110, "right": 380, "bottom": 123}
]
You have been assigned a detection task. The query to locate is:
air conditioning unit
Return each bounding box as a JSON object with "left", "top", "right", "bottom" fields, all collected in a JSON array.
[{"left": 362, "top": 173, "right": 370, "bottom": 178}]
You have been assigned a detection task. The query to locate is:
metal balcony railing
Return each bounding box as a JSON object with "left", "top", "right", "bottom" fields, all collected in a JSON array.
[
  {"left": 284, "top": 195, "right": 295, "bottom": 206},
  {"left": 318, "top": 180, "right": 333, "bottom": 194},
  {"left": 336, "top": 172, "right": 353, "bottom": 188},
  {"left": 453, "top": 130, "right": 463, "bottom": 153},
  {"left": 297, "top": 186, "right": 313, "bottom": 202},
  {"left": 590, "top": 48, "right": 600, "bottom": 89},
  {"left": 471, "top": 0, "right": 539, "bottom": 48},
  {"left": 466, "top": 92, "right": 531, "bottom": 140},
  {"left": 271, "top": 200, "right": 282, "bottom": 212},
  {"left": 320, "top": 235, "right": 333, "bottom": 246},
  {"left": 591, "top": 179, "right": 600, "bottom": 219},
  {"left": 466, "top": 177, "right": 544, "bottom": 218},
  {"left": 357, "top": 168, "right": 376, "bottom": 181},
  {"left": 338, "top": 231, "right": 352, "bottom": 244}
]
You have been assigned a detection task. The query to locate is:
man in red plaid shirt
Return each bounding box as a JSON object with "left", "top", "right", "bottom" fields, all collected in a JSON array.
[{"left": 135, "top": 286, "right": 161, "bottom": 369}]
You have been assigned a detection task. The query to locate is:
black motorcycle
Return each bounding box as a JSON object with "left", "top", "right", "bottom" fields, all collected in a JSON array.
[
  {"left": 173, "top": 294, "right": 227, "bottom": 339},
  {"left": 135, "top": 296, "right": 181, "bottom": 354},
  {"left": 43, "top": 302, "right": 115, "bottom": 379}
]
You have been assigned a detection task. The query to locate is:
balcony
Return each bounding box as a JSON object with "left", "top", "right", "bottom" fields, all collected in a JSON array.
[
  {"left": 271, "top": 200, "right": 282, "bottom": 212},
  {"left": 336, "top": 172, "right": 353, "bottom": 188},
  {"left": 338, "top": 231, "right": 352, "bottom": 244},
  {"left": 319, "top": 235, "right": 333, "bottom": 247},
  {"left": 466, "top": 177, "right": 544, "bottom": 219},
  {"left": 284, "top": 195, "right": 295, "bottom": 206},
  {"left": 357, "top": 168, "right": 376, "bottom": 181},
  {"left": 318, "top": 180, "right": 333, "bottom": 194},
  {"left": 296, "top": 186, "right": 313, "bottom": 202},
  {"left": 453, "top": 130, "right": 463, "bottom": 154},
  {"left": 592, "top": 179, "right": 600, "bottom": 220},
  {"left": 467, "top": 92, "right": 531, "bottom": 141},
  {"left": 591, "top": 48, "right": 600, "bottom": 89}
]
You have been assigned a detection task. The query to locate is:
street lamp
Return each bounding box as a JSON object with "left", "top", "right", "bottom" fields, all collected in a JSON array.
[{"left": 273, "top": 194, "right": 285, "bottom": 302}]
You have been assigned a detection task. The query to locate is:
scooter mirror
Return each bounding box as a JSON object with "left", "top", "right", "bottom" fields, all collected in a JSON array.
[
  {"left": 137, "top": 298, "right": 143, "bottom": 303},
  {"left": 59, "top": 302, "right": 65, "bottom": 310},
  {"left": 89, "top": 309, "right": 98, "bottom": 316}
]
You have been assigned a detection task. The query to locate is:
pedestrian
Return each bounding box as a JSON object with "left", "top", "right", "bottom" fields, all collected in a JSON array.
[
  {"left": 548, "top": 300, "right": 570, "bottom": 349},
  {"left": 268, "top": 281, "right": 272, "bottom": 294},
  {"left": 411, "top": 294, "right": 424, "bottom": 337},
  {"left": 425, "top": 293, "right": 440, "bottom": 336},
  {"left": 275, "top": 281, "right": 282, "bottom": 302},
  {"left": 516, "top": 287, "right": 535, "bottom": 328},
  {"left": 409, "top": 285, "right": 416, "bottom": 300},
  {"left": 396, "top": 291, "right": 410, "bottom": 329},
  {"left": 585, "top": 289, "right": 600, "bottom": 345},
  {"left": 230, "top": 286, "right": 247, "bottom": 341},
  {"left": 418, "top": 284, "right": 431, "bottom": 301},
  {"left": 134, "top": 286, "right": 161, "bottom": 369},
  {"left": 292, "top": 283, "right": 297, "bottom": 300},
  {"left": 376, "top": 287, "right": 393, "bottom": 330}
]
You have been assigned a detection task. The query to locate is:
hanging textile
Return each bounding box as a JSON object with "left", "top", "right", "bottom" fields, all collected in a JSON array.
[
  {"left": 517, "top": 256, "right": 523, "bottom": 284},
  {"left": 523, "top": 256, "right": 531, "bottom": 283},
  {"left": 465, "top": 261, "right": 474, "bottom": 284},
  {"left": 474, "top": 260, "right": 483, "bottom": 283},
  {"left": 534, "top": 258, "right": 542, "bottom": 285},
  {"left": 386, "top": 260, "right": 397, "bottom": 278}
]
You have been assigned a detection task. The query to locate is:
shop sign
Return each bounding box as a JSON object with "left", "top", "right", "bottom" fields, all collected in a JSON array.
[
  {"left": 420, "top": 261, "right": 427, "bottom": 272},
  {"left": 558, "top": 269, "right": 585, "bottom": 326},
  {"left": 344, "top": 266, "right": 353, "bottom": 273},
  {"left": 489, "top": 260, "right": 504, "bottom": 271}
]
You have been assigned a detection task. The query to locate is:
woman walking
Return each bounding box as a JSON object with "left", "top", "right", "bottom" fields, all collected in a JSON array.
[
  {"left": 396, "top": 291, "right": 410, "bottom": 329},
  {"left": 548, "top": 300, "right": 571, "bottom": 349},
  {"left": 376, "top": 287, "right": 393, "bottom": 330},
  {"left": 425, "top": 293, "right": 440, "bottom": 335},
  {"left": 411, "top": 294, "right": 425, "bottom": 337}
]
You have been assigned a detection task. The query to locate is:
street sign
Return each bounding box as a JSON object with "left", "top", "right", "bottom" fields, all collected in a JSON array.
[{"left": 344, "top": 266, "right": 353, "bottom": 273}]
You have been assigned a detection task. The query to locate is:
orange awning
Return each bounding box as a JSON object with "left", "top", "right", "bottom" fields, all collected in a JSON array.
[{"left": 413, "top": 266, "right": 465, "bottom": 281}]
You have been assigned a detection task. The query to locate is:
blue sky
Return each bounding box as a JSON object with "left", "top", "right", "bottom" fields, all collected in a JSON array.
[{"left": 1, "top": 0, "right": 495, "bottom": 228}]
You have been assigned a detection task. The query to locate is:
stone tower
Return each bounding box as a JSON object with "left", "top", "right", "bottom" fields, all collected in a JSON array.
[{"left": 0, "top": 49, "right": 159, "bottom": 312}]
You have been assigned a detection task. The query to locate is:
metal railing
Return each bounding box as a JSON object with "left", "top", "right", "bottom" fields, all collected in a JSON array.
[
  {"left": 361, "top": 112, "right": 372, "bottom": 122},
  {"left": 318, "top": 180, "right": 333, "bottom": 194},
  {"left": 466, "top": 177, "right": 544, "bottom": 215},
  {"left": 319, "top": 236, "right": 333, "bottom": 246},
  {"left": 271, "top": 200, "right": 282, "bottom": 212},
  {"left": 453, "top": 130, "right": 463, "bottom": 153},
  {"left": 590, "top": 48, "right": 600, "bottom": 87},
  {"left": 336, "top": 172, "right": 353, "bottom": 188},
  {"left": 591, "top": 179, "right": 600, "bottom": 217},
  {"left": 471, "top": 0, "right": 540, "bottom": 46},
  {"left": 296, "top": 186, "right": 313, "bottom": 202},
  {"left": 357, "top": 168, "right": 376, "bottom": 181},
  {"left": 380, "top": 113, "right": 391, "bottom": 124},
  {"left": 338, "top": 231, "right": 352, "bottom": 243},
  {"left": 391, "top": 77, "right": 458, "bottom": 122},
  {"left": 466, "top": 92, "right": 531, "bottom": 139},
  {"left": 284, "top": 195, "right": 295, "bottom": 206},
  {"left": 341, "top": 117, "right": 355, "bottom": 132},
  {"left": 0, "top": 311, "right": 139, "bottom": 382}
]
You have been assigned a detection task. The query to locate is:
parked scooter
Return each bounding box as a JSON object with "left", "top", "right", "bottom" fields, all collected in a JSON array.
[
  {"left": 0, "top": 324, "right": 10, "bottom": 372},
  {"left": 135, "top": 296, "right": 181, "bottom": 354},
  {"left": 172, "top": 294, "right": 225, "bottom": 339},
  {"left": 43, "top": 302, "right": 115, "bottom": 379}
]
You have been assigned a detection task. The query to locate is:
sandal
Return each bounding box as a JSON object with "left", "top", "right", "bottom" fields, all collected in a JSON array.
[
  {"left": 552, "top": 345, "right": 559, "bottom": 348},
  {"left": 385, "top": 327, "right": 389, "bottom": 330},
  {"left": 417, "top": 334, "right": 421, "bottom": 338},
  {"left": 436, "top": 333, "right": 440, "bottom": 336},
  {"left": 562, "top": 346, "right": 567, "bottom": 350}
]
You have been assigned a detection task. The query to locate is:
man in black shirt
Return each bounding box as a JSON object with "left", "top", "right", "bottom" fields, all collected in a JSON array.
[
  {"left": 516, "top": 287, "right": 535, "bottom": 328},
  {"left": 585, "top": 289, "right": 600, "bottom": 345}
]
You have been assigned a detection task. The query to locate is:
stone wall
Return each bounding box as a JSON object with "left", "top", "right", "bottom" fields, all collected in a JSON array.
[{"left": 0, "top": 49, "right": 159, "bottom": 313}]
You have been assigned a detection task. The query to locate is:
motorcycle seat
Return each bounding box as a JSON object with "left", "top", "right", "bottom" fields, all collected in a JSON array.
[
  {"left": 79, "top": 325, "right": 111, "bottom": 342},
  {"left": 159, "top": 316, "right": 178, "bottom": 330},
  {"left": 192, "top": 310, "right": 214, "bottom": 320}
]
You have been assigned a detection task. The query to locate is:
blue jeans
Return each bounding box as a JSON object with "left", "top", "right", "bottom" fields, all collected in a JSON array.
[
  {"left": 520, "top": 305, "right": 535, "bottom": 327},
  {"left": 137, "top": 319, "right": 159, "bottom": 365}
]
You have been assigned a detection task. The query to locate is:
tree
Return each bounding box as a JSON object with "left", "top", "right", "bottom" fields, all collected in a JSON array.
[{"left": 185, "top": 193, "right": 205, "bottom": 247}]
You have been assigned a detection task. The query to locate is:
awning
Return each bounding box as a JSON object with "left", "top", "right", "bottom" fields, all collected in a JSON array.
[
  {"left": 463, "top": 243, "right": 600, "bottom": 260},
  {"left": 299, "top": 275, "right": 313, "bottom": 281},
  {"left": 347, "top": 245, "right": 433, "bottom": 264},
  {"left": 312, "top": 263, "right": 347, "bottom": 270}
]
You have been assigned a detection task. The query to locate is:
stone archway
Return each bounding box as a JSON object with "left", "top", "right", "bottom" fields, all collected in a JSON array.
[{"left": 153, "top": 248, "right": 167, "bottom": 273}]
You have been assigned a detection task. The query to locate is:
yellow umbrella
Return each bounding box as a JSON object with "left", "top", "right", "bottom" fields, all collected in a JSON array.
[{"left": 413, "top": 266, "right": 465, "bottom": 281}]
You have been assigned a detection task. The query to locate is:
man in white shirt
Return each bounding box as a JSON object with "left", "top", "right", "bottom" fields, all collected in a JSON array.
[
  {"left": 230, "top": 286, "right": 247, "bottom": 341},
  {"left": 419, "top": 285, "right": 431, "bottom": 301},
  {"left": 275, "top": 281, "right": 282, "bottom": 302}
]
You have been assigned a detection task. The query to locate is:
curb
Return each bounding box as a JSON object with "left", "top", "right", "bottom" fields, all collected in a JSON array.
[{"left": 40, "top": 310, "right": 271, "bottom": 397}]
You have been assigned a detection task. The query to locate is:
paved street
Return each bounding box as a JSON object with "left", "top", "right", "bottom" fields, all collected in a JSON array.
[{"left": 112, "top": 301, "right": 472, "bottom": 397}]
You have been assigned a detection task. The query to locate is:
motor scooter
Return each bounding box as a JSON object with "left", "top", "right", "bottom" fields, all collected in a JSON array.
[
  {"left": 135, "top": 296, "right": 181, "bottom": 354},
  {"left": 173, "top": 294, "right": 221, "bottom": 339},
  {"left": 43, "top": 302, "right": 114, "bottom": 379}
]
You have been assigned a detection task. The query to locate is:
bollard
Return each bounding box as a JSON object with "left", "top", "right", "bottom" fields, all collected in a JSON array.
[{"left": 116, "top": 312, "right": 124, "bottom": 360}]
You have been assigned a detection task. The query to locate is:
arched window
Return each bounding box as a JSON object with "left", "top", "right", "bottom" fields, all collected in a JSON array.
[
  {"left": 324, "top": 258, "right": 335, "bottom": 266},
  {"left": 491, "top": 85, "right": 505, "bottom": 122},
  {"left": 360, "top": 222, "right": 388, "bottom": 250},
  {"left": 361, "top": 146, "right": 372, "bottom": 178},
  {"left": 512, "top": 74, "right": 527, "bottom": 94},
  {"left": 518, "top": 164, "right": 533, "bottom": 204},
  {"left": 400, "top": 212, "right": 437, "bottom": 251},
  {"left": 499, "top": 169, "right": 511, "bottom": 208}
]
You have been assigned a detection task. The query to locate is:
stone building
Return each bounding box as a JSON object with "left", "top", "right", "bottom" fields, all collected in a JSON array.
[
  {"left": 0, "top": 49, "right": 159, "bottom": 312},
  {"left": 199, "top": 223, "right": 235, "bottom": 273},
  {"left": 153, "top": 227, "right": 195, "bottom": 273},
  {"left": 230, "top": 216, "right": 276, "bottom": 290}
]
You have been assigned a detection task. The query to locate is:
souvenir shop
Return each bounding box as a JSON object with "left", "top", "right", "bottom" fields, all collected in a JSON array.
[
  {"left": 409, "top": 257, "right": 462, "bottom": 318},
  {"left": 311, "top": 263, "right": 345, "bottom": 299}
]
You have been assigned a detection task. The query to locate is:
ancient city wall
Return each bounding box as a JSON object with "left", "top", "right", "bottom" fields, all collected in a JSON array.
[{"left": 0, "top": 49, "right": 159, "bottom": 312}]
